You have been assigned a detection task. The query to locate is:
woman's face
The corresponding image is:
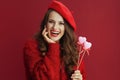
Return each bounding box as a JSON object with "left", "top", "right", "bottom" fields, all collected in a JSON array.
[{"left": 46, "top": 10, "right": 65, "bottom": 42}]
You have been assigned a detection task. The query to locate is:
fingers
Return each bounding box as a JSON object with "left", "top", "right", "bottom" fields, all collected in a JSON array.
[
  {"left": 42, "top": 27, "right": 48, "bottom": 39},
  {"left": 42, "top": 26, "right": 48, "bottom": 36},
  {"left": 71, "top": 74, "right": 82, "bottom": 80},
  {"left": 71, "top": 70, "right": 83, "bottom": 80},
  {"left": 42, "top": 26, "right": 55, "bottom": 43},
  {"left": 74, "top": 70, "right": 81, "bottom": 74}
]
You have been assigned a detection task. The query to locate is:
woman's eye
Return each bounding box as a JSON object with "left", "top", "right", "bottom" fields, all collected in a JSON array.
[
  {"left": 59, "top": 22, "right": 64, "bottom": 25},
  {"left": 48, "top": 20, "right": 54, "bottom": 23}
]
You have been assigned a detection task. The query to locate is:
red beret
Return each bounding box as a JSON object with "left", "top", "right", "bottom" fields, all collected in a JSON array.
[{"left": 48, "top": 1, "right": 76, "bottom": 31}]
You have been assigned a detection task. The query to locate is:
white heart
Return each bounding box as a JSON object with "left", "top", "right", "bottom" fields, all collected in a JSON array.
[
  {"left": 83, "top": 41, "right": 92, "bottom": 50},
  {"left": 78, "top": 36, "right": 87, "bottom": 44}
]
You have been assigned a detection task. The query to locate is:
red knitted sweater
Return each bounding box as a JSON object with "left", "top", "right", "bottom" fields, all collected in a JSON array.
[{"left": 23, "top": 39, "right": 86, "bottom": 80}]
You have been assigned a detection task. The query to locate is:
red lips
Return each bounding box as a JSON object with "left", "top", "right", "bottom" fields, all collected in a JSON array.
[{"left": 50, "top": 30, "right": 60, "bottom": 37}]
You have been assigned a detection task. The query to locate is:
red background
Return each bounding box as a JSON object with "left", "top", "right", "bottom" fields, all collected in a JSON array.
[{"left": 0, "top": 0, "right": 120, "bottom": 80}]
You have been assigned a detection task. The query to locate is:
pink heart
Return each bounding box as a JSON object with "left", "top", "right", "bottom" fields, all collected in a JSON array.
[
  {"left": 78, "top": 36, "right": 87, "bottom": 44},
  {"left": 83, "top": 41, "right": 92, "bottom": 50}
]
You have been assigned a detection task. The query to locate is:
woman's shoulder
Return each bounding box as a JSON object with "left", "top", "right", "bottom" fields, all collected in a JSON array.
[
  {"left": 24, "top": 38, "right": 39, "bottom": 49},
  {"left": 23, "top": 38, "right": 42, "bottom": 56}
]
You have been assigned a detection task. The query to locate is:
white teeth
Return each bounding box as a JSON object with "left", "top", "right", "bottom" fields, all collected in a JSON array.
[
  {"left": 52, "top": 32, "right": 59, "bottom": 34},
  {"left": 51, "top": 31, "right": 59, "bottom": 34}
]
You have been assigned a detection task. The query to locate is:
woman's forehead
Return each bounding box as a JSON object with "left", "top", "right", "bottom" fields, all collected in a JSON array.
[{"left": 48, "top": 11, "right": 64, "bottom": 22}]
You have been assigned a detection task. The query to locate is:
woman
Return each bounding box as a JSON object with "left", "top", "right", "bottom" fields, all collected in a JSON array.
[{"left": 23, "top": 1, "right": 86, "bottom": 80}]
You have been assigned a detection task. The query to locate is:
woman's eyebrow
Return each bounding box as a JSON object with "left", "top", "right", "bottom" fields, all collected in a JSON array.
[{"left": 48, "top": 19, "right": 54, "bottom": 21}]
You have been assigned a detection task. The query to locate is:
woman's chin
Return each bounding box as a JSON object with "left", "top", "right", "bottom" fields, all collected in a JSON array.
[{"left": 51, "top": 38, "right": 60, "bottom": 42}]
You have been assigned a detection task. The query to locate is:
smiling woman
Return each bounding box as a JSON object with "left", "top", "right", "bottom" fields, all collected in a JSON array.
[
  {"left": 44, "top": 10, "right": 65, "bottom": 43},
  {"left": 23, "top": 1, "right": 86, "bottom": 80}
]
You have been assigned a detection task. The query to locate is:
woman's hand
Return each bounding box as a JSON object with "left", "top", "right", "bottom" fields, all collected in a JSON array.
[
  {"left": 71, "top": 70, "right": 83, "bottom": 80},
  {"left": 42, "top": 26, "right": 56, "bottom": 43}
]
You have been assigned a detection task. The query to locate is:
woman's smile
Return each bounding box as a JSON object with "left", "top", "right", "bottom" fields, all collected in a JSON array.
[{"left": 50, "top": 30, "right": 60, "bottom": 37}]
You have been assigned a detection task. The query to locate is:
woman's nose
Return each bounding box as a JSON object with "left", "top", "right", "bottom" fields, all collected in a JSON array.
[{"left": 53, "top": 23, "right": 58, "bottom": 29}]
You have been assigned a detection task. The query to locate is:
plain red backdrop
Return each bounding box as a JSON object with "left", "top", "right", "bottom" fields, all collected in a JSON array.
[{"left": 0, "top": 0, "right": 120, "bottom": 80}]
